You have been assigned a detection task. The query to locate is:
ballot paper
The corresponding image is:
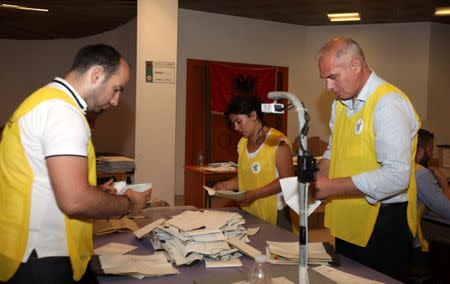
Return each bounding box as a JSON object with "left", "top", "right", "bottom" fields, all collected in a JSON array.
[
  {"left": 205, "top": 258, "right": 242, "bottom": 268},
  {"left": 246, "top": 227, "right": 260, "bottom": 236},
  {"left": 265, "top": 241, "right": 333, "bottom": 265},
  {"left": 94, "top": 242, "right": 137, "bottom": 256},
  {"left": 227, "top": 237, "right": 262, "bottom": 258},
  {"left": 312, "top": 265, "right": 384, "bottom": 284},
  {"left": 150, "top": 210, "right": 247, "bottom": 266},
  {"left": 113, "top": 181, "right": 152, "bottom": 195},
  {"left": 280, "top": 176, "right": 321, "bottom": 216},
  {"left": 98, "top": 253, "right": 179, "bottom": 278},
  {"left": 133, "top": 218, "right": 166, "bottom": 239},
  {"left": 203, "top": 162, "right": 237, "bottom": 172},
  {"left": 164, "top": 210, "right": 244, "bottom": 231},
  {"left": 203, "top": 186, "right": 245, "bottom": 200},
  {"left": 93, "top": 217, "right": 139, "bottom": 236}
]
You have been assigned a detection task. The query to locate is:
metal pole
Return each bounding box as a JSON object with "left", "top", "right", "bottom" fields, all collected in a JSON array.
[{"left": 268, "top": 92, "right": 309, "bottom": 284}]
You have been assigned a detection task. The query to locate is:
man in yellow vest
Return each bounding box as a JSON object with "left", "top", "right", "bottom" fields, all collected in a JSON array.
[
  {"left": 0, "top": 44, "right": 151, "bottom": 283},
  {"left": 411, "top": 129, "right": 450, "bottom": 272},
  {"left": 310, "top": 37, "right": 420, "bottom": 282}
]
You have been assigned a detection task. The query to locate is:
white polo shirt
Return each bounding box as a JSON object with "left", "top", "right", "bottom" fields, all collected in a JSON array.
[{"left": 20, "top": 77, "right": 90, "bottom": 261}]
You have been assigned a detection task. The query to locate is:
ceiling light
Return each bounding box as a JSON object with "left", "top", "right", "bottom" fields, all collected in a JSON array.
[
  {"left": 434, "top": 7, "right": 450, "bottom": 16},
  {"left": 328, "top": 12, "right": 360, "bottom": 22},
  {"left": 1, "top": 3, "right": 48, "bottom": 12}
]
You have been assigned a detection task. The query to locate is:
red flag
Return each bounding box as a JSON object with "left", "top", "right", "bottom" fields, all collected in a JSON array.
[{"left": 209, "top": 63, "right": 277, "bottom": 112}]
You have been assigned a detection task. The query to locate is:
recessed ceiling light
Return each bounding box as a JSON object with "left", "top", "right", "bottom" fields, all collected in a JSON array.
[
  {"left": 328, "top": 12, "right": 360, "bottom": 22},
  {"left": 434, "top": 7, "right": 450, "bottom": 16},
  {"left": 1, "top": 3, "right": 48, "bottom": 12}
]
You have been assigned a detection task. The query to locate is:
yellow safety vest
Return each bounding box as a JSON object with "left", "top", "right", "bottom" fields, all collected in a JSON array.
[
  {"left": 415, "top": 164, "right": 429, "bottom": 251},
  {"left": 238, "top": 128, "right": 291, "bottom": 224},
  {"left": 325, "top": 83, "right": 419, "bottom": 247},
  {"left": 0, "top": 86, "right": 96, "bottom": 281}
]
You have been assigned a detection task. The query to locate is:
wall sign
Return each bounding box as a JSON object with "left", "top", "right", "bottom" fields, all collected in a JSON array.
[{"left": 146, "top": 61, "right": 175, "bottom": 83}]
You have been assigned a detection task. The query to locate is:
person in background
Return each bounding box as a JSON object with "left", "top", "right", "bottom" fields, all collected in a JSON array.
[
  {"left": 0, "top": 44, "right": 150, "bottom": 284},
  {"left": 213, "top": 94, "right": 294, "bottom": 231},
  {"left": 310, "top": 37, "right": 420, "bottom": 282},
  {"left": 414, "top": 128, "right": 450, "bottom": 251}
]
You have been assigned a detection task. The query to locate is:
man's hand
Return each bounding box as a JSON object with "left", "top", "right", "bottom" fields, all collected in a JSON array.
[
  {"left": 124, "top": 189, "right": 152, "bottom": 216},
  {"left": 99, "top": 178, "right": 116, "bottom": 194},
  {"left": 310, "top": 175, "right": 332, "bottom": 200},
  {"left": 310, "top": 175, "right": 363, "bottom": 200}
]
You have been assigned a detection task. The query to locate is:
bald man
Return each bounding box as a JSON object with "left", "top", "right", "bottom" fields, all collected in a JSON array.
[
  {"left": 310, "top": 37, "right": 420, "bottom": 281},
  {"left": 0, "top": 44, "right": 150, "bottom": 283}
]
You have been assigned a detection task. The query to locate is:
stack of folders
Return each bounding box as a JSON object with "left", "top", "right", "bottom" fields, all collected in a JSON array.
[
  {"left": 150, "top": 210, "right": 248, "bottom": 266},
  {"left": 97, "top": 155, "right": 135, "bottom": 173},
  {"left": 265, "top": 241, "right": 336, "bottom": 266}
]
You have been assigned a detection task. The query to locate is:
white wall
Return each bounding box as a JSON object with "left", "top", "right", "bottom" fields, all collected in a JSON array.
[
  {"left": 0, "top": 20, "right": 137, "bottom": 157},
  {"left": 135, "top": 0, "right": 178, "bottom": 205},
  {"left": 301, "top": 23, "right": 431, "bottom": 140},
  {"left": 176, "top": 9, "right": 307, "bottom": 195},
  {"left": 428, "top": 23, "right": 450, "bottom": 145}
]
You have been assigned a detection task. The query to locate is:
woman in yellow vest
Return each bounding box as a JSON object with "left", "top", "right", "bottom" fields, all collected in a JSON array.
[{"left": 214, "top": 94, "right": 294, "bottom": 230}]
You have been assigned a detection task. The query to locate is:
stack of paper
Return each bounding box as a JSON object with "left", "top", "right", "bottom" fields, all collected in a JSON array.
[
  {"left": 265, "top": 241, "right": 333, "bottom": 266},
  {"left": 97, "top": 155, "right": 135, "bottom": 173},
  {"left": 203, "top": 162, "right": 237, "bottom": 172},
  {"left": 150, "top": 210, "right": 248, "bottom": 266}
]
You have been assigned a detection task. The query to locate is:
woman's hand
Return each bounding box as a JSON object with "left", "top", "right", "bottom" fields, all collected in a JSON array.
[
  {"left": 214, "top": 177, "right": 238, "bottom": 191},
  {"left": 236, "top": 190, "right": 259, "bottom": 206}
]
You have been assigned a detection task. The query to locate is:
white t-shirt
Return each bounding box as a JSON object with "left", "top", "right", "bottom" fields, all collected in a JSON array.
[{"left": 21, "top": 78, "right": 90, "bottom": 261}]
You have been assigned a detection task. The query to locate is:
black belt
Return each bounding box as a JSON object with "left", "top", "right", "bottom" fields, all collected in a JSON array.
[{"left": 380, "top": 201, "right": 407, "bottom": 208}]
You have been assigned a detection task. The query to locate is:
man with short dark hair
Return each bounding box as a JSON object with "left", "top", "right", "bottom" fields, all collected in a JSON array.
[
  {"left": 311, "top": 37, "right": 420, "bottom": 282},
  {"left": 414, "top": 129, "right": 450, "bottom": 249},
  {"left": 0, "top": 44, "right": 150, "bottom": 283}
]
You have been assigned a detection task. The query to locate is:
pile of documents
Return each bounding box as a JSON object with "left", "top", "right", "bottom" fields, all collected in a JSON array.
[
  {"left": 203, "top": 161, "right": 237, "bottom": 172},
  {"left": 150, "top": 210, "right": 248, "bottom": 266},
  {"left": 265, "top": 241, "right": 334, "bottom": 266},
  {"left": 97, "top": 155, "right": 135, "bottom": 173}
]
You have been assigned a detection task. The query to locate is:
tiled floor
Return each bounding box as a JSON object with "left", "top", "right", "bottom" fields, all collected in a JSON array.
[{"left": 174, "top": 195, "right": 334, "bottom": 246}]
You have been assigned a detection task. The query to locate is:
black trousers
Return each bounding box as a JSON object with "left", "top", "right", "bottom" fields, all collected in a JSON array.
[
  {"left": 335, "top": 202, "right": 411, "bottom": 283},
  {"left": 4, "top": 251, "right": 98, "bottom": 284}
]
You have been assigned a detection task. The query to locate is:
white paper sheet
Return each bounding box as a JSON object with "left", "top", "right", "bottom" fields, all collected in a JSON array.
[
  {"left": 113, "top": 181, "right": 152, "bottom": 195},
  {"left": 227, "top": 237, "right": 262, "bottom": 258},
  {"left": 246, "top": 227, "right": 260, "bottom": 236},
  {"left": 204, "top": 186, "right": 245, "bottom": 200},
  {"left": 280, "top": 177, "right": 321, "bottom": 216},
  {"left": 205, "top": 258, "right": 242, "bottom": 268},
  {"left": 94, "top": 242, "right": 137, "bottom": 255},
  {"left": 133, "top": 218, "right": 166, "bottom": 239},
  {"left": 312, "top": 265, "right": 384, "bottom": 284},
  {"left": 99, "top": 253, "right": 178, "bottom": 277}
]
